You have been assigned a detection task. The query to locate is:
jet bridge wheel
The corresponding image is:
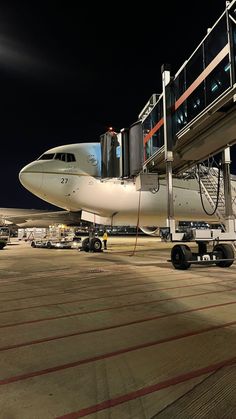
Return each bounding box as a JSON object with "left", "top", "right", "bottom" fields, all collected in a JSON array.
[
  {"left": 171, "top": 244, "right": 192, "bottom": 270},
  {"left": 213, "top": 243, "right": 234, "bottom": 268}
]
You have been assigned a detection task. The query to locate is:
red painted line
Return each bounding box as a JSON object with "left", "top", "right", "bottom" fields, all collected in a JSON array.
[
  {"left": 56, "top": 355, "right": 236, "bottom": 418},
  {"left": 0, "top": 287, "right": 48, "bottom": 294},
  {"left": 1, "top": 314, "right": 236, "bottom": 386},
  {"left": 0, "top": 280, "right": 94, "bottom": 294},
  {"left": 0, "top": 278, "right": 230, "bottom": 314},
  {"left": 4, "top": 276, "right": 199, "bottom": 302},
  {"left": 0, "top": 282, "right": 236, "bottom": 330},
  {"left": 0, "top": 276, "right": 96, "bottom": 293},
  {"left": 0, "top": 290, "right": 68, "bottom": 303},
  {"left": 0, "top": 282, "right": 236, "bottom": 314},
  {"left": 52, "top": 279, "right": 196, "bottom": 294},
  {"left": 1, "top": 298, "right": 236, "bottom": 353},
  {"left": 66, "top": 274, "right": 224, "bottom": 293},
  {"left": 0, "top": 279, "right": 161, "bottom": 302}
]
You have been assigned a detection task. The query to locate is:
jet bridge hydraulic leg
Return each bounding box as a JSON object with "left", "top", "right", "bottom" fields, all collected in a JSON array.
[
  {"left": 161, "top": 65, "right": 235, "bottom": 269},
  {"left": 162, "top": 65, "right": 175, "bottom": 237},
  {"left": 170, "top": 148, "right": 236, "bottom": 269},
  {"left": 162, "top": 64, "right": 182, "bottom": 242}
]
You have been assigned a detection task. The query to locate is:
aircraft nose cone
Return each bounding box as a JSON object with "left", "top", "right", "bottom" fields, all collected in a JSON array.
[{"left": 19, "top": 163, "right": 43, "bottom": 194}]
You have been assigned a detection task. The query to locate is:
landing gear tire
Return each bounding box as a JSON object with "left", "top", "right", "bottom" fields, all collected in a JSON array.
[
  {"left": 81, "top": 237, "right": 102, "bottom": 252},
  {"left": 90, "top": 238, "right": 102, "bottom": 252},
  {"left": 46, "top": 241, "right": 52, "bottom": 249},
  {"left": 171, "top": 244, "right": 192, "bottom": 270},
  {"left": 214, "top": 243, "right": 234, "bottom": 268},
  {"left": 31, "top": 241, "right": 36, "bottom": 248},
  {"left": 81, "top": 238, "right": 90, "bottom": 252}
]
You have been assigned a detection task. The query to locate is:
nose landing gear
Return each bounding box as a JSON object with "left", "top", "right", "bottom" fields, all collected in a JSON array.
[{"left": 81, "top": 237, "right": 103, "bottom": 252}]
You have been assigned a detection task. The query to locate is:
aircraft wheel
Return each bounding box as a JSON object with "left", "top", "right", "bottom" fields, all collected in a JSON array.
[
  {"left": 81, "top": 238, "right": 90, "bottom": 252},
  {"left": 47, "top": 241, "right": 52, "bottom": 249},
  {"left": 91, "top": 238, "right": 102, "bottom": 252},
  {"left": 31, "top": 241, "right": 36, "bottom": 248},
  {"left": 214, "top": 243, "right": 234, "bottom": 267},
  {"left": 171, "top": 244, "right": 192, "bottom": 270}
]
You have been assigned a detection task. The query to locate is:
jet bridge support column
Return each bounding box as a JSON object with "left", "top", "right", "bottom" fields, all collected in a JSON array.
[
  {"left": 162, "top": 64, "right": 176, "bottom": 237},
  {"left": 222, "top": 147, "right": 235, "bottom": 232}
]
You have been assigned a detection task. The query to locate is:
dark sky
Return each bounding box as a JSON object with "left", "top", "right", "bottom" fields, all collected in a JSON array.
[{"left": 1, "top": 0, "right": 229, "bottom": 209}]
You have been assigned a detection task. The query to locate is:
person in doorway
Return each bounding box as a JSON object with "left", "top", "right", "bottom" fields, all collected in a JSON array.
[{"left": 102, "top": 230, "right": 108, "bottom": 250}]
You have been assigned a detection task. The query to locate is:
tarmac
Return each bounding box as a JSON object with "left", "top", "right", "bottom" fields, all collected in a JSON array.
[{"left": 0, "top": 236, "right": 236, "bottom": 418}]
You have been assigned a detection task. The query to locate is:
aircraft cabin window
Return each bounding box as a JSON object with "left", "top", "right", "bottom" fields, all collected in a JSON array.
[{"left": 38, "top": 153, "right": 55, "bottom": 160}]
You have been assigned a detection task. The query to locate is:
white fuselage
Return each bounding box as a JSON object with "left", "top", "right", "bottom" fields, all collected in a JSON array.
[{"left": 19, "top": 142, "right": 220, "bottom": 226}]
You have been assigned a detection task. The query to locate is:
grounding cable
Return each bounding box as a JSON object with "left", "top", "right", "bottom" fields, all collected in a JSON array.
[{"left": 130, "top": 189, "right": 142, "bottom": 256}]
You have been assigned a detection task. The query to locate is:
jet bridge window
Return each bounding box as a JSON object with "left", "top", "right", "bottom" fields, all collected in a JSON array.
[{"left": 55, "top": 153, "right": 76, "bottom": 162}]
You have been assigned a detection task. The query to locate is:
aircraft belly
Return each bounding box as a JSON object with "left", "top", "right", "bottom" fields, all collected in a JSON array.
[{"left": 76, "top": 180, "right": 216, "bottom": 225}]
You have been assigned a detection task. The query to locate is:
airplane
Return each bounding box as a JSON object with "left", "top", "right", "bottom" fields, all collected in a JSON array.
[
  {"left": 0, "top": 207, "right": 82, "bottom": 228},
  {"left": 19, "top": 137, "right": 233, "bottom": 250}
]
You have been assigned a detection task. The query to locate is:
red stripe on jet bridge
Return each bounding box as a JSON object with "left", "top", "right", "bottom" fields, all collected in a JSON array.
[
  {"left": 1, "top": 299, "right": 236, "bottom": 353},
  {"left": 174, "top": 44, "right": 229, "bottom": 111},
  {"left": 56, "top": 355, "right": 236, "bottom": 418},
  {"left": 143, "top": 118, "right": 164, "bottom": 145},
  {"left": 1, "top": 317, "right": 236, "bottom": 386},
  {"left": 0, "top": 283, "right": 235, "bottom": 316},
  {"left": 142, "top": 44, "right": 229, "bottom": 150}
]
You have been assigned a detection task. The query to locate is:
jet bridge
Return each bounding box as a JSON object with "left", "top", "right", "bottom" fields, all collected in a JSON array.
[
  {"left": 139, "top": 0, "right": 236, "bottom": 269},
  {"left": 141, "top": 1, "right": 236, "bottom": 174}
]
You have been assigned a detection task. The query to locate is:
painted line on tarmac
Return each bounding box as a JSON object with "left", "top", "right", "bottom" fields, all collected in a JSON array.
[
  {"left": 0, "top": 318, "right": 236, "bottom": 387},
  {"left": 56, "top": 356, "right": 236, "bottom": 418},
  {"left": 0, "top": 292, "right": 236, "bottom": 330},
  {"left": 0, "top": 284, "right": 235, "bottom": 317},
  {"left": 0, "top": 278, "right": 232, "bottom": 308},
  {"left": 0, "top": 299, "right": 236, "bottom": 353}
]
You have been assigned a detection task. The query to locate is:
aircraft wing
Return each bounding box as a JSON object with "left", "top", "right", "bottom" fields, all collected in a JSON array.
[{"left": 0, "top": 208, "right": 81, "bottom": 227}]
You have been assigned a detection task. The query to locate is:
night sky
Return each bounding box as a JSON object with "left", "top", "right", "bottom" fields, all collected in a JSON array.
[{"left": 1, "top": 1, "right": 229, "bottom": 209}]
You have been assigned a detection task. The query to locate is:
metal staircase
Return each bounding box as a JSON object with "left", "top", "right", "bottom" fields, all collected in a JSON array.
[{"left": 195, "top": 162, "right": 236, "bottom": 224}]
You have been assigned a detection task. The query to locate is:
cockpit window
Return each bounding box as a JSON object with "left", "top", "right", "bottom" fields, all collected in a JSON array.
[
  {"left": 55, "top": 153, "right": 76, "bottom": 162},
  {"left": 55, "top": 153, "right": 66, "bottom": 162},
  {"left": 38, "top": 152, "right": 76, "bottom": 162},
  {"left": 67, "top": 153, "right": 76, "bottom": 162},
  {"left": 38, "top": 153, "right": 55, "bottom": 160}
]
